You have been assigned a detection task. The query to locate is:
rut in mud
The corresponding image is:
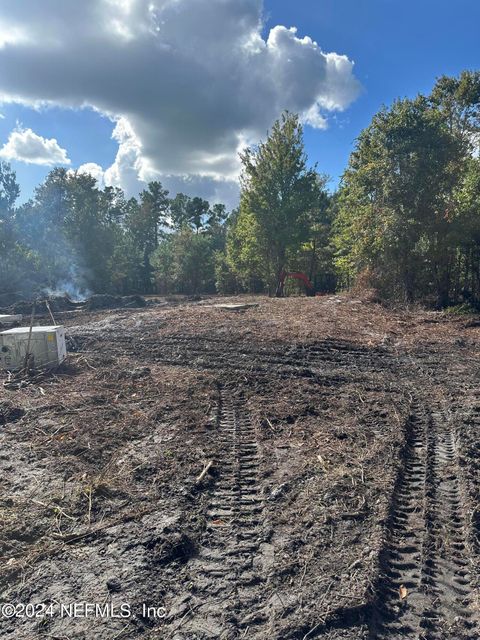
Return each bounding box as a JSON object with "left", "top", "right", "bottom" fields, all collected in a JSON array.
[
  {"left": 372, "top": 396, "right": 477, "bottom": 639},
  {"left": 133, "top": 335, "right": 396, "bottom": 374},
  {"left": 72, "top": 331, "right": 399, "bottom": 389}
]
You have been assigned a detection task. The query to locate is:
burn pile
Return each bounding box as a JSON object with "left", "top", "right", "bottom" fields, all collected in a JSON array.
[{"left": 0, "top": 293, "right": 147, "bottom": 316}]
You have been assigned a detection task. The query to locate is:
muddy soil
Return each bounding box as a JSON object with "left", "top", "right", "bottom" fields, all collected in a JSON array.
[{"left": 0, "top": 294, "right": 480, "bottom": 639}]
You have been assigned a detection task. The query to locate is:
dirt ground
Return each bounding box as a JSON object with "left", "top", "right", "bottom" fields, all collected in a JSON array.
[{"left": 1, "top": 294, "right": 480, "bottom": 640}]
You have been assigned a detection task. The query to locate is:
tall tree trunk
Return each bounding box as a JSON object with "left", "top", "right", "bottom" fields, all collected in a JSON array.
[
  {"left": 143, "top": 249, "right": 151, "bottom": 294},
  {"left": 308, "top": 239, "right": 317, "bottom": 282},
  {"left": 435, "top": 251, "right": 452, "bottom": 308},
  {"left": 275, "top": 272, "right": 284, "bottom": 297},
  {"left": 275, "top": 248, "right": 286, "bottom": 297},
  {"left": 403, "top": 267, "right": 415, "bottom": 305}
]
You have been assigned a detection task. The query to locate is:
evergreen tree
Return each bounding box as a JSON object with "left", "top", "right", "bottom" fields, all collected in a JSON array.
[{"left": 239, "top": 112, "right": 322, "bottom": 295}]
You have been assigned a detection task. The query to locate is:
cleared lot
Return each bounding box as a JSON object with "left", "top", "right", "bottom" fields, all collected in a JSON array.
[{"left": 1, "top": 295, "right": 479, "bottom": 639}]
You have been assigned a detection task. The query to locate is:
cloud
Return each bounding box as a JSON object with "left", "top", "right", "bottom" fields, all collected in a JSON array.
[
  {"left": 77, "top": 127, "right": 241, "bottom": 208},
  {"left": 0, "top": 0, "right": 360, "bottom": 201},
  {"left": 0, "top": 126, "right": 70, "bottom": 166},
  {"left": 99, "top": 117, "right": 240, "bottom": 206},
  {"left": 103, "top": 118, "right": 150, "bottom": 196},
  {"left": 75, "top": 162, "right": 106, "bottom": 189}
]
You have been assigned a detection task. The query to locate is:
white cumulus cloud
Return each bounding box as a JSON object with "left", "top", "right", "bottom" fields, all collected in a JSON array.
[
  {"left": 76, "top": 162, "right": 106, "bottom": 189},
  {"left": 0, "top": 0, "right": 361, "bottom": 201},
  {"left": 0, "top": 126, "right": 70, "bottom": 166}
]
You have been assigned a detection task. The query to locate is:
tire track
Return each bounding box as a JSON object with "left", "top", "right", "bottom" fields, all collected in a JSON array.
[
  {"left": 421, "top": 409, "right": 475, "bottom": 640},
  {"left": 91, "top": 331, "right": 395, "bottom": 375},
  {"left": 154, "top": 335, "right": 394, "bottom": 371},
  {"left": 372, "top": 401, "right": 477, "bottom": 639},
  {"left": 185, "top": 389, "right": 266, "bottom": 638},
  {"left": 134, "top": 337, "right": 397, "bottom": 388},
  {"left": 372, "top": 403, "right": 429, "bottom": 638}
]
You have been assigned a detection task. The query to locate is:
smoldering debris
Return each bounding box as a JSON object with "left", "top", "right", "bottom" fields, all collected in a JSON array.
[
  {"left": 0, "top": 294, "right": 148, "bottom": 315},
  {"left": 84, "top": 294, "right": 146, "bottom": 311}
]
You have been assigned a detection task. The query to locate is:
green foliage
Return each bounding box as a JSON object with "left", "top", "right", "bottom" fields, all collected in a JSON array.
[
  {"left": 334, "top": 71, "right": 480, "bottom": 306},
  {"left": 0, "top": 162, "right": 37, "bottom": 294},
  {"left": 122, "top": 181, "right": 170, "bottom": 292},
  {"left": 444, "top": 303, "right": 479, "bottom": 315},
  {"left": 222, "top": 114, "right": 334, "bottom": 295},
  {"left": 169, "top": 193, "right": 214, "bottom": 232},
  {"left": 0, "top": 161, "right": 229, "bottom": 298},
  {"left": 215, "top": 250, "right": 238, "bottom": 294},
  {"left": 222, "top": 202, "right": 265, "bottom": 292},
  {"left": 152, "top": 227, "right": 218, "bottom": 294},
  {"left": 107, "top": 228, "right": 144, "bottom": 294},
  {"left": 3, "top": 74, "right": 479, "bottom": 307},
  {"left": 239, "top": 112, "right": 324, "bottom": 293},
  {"left": 0, "top": 161, "right": 20, "bottom": 217}
]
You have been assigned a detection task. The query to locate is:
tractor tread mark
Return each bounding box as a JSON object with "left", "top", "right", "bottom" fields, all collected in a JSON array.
[
  {"left": 371, "top": 401, "right": 476, "bottom": 639},
  {"left": 185, "top": 389, "right": 265, "bottom": 638}
]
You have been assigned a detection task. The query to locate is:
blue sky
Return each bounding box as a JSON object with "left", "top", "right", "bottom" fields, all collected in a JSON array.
[
  {"left": 265, "top": 0, "right": 480, "bottom": 189},
  {"left": 0, "top": 104, "right": 117, "bottom": 202},
  {"left": 0, "top": 0, "right": 478, "bottom": 204}
]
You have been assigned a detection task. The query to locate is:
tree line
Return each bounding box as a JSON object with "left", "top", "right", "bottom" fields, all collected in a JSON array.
[
  {"left": 1, "top": 70, "right": 479, "bottom": 307},
  {"left": 0, "top": 166, "right": 229, "bottom": 298},
  {"left": 335, "top": 70, "right": 480, "bottom": 307}
]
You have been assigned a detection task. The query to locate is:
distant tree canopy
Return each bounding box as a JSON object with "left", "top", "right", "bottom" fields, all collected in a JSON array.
[
  {"left": 0, "top": 167, "right": 231, "bottom": 298},
  {"left": 0, "top": 161, "right": 28, "bottom": 295},
  {"left": 1, "top": 71, "right": 479, "bottom": 307},
  {"left": 334, "top": 70, "right": 480, "bottom": 307}
]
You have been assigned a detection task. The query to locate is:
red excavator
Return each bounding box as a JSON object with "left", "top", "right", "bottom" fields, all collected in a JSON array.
[{"left": 277, "top": 271, "right": 316, "bottom": 297}]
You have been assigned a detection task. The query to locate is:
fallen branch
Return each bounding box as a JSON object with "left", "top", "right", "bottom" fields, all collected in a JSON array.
[
  {"left": 195, "top": 460, "right": 213, "bottom": 484},
  {"left": 45, "top": 299, "right": 56, "bottom": 325}
]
